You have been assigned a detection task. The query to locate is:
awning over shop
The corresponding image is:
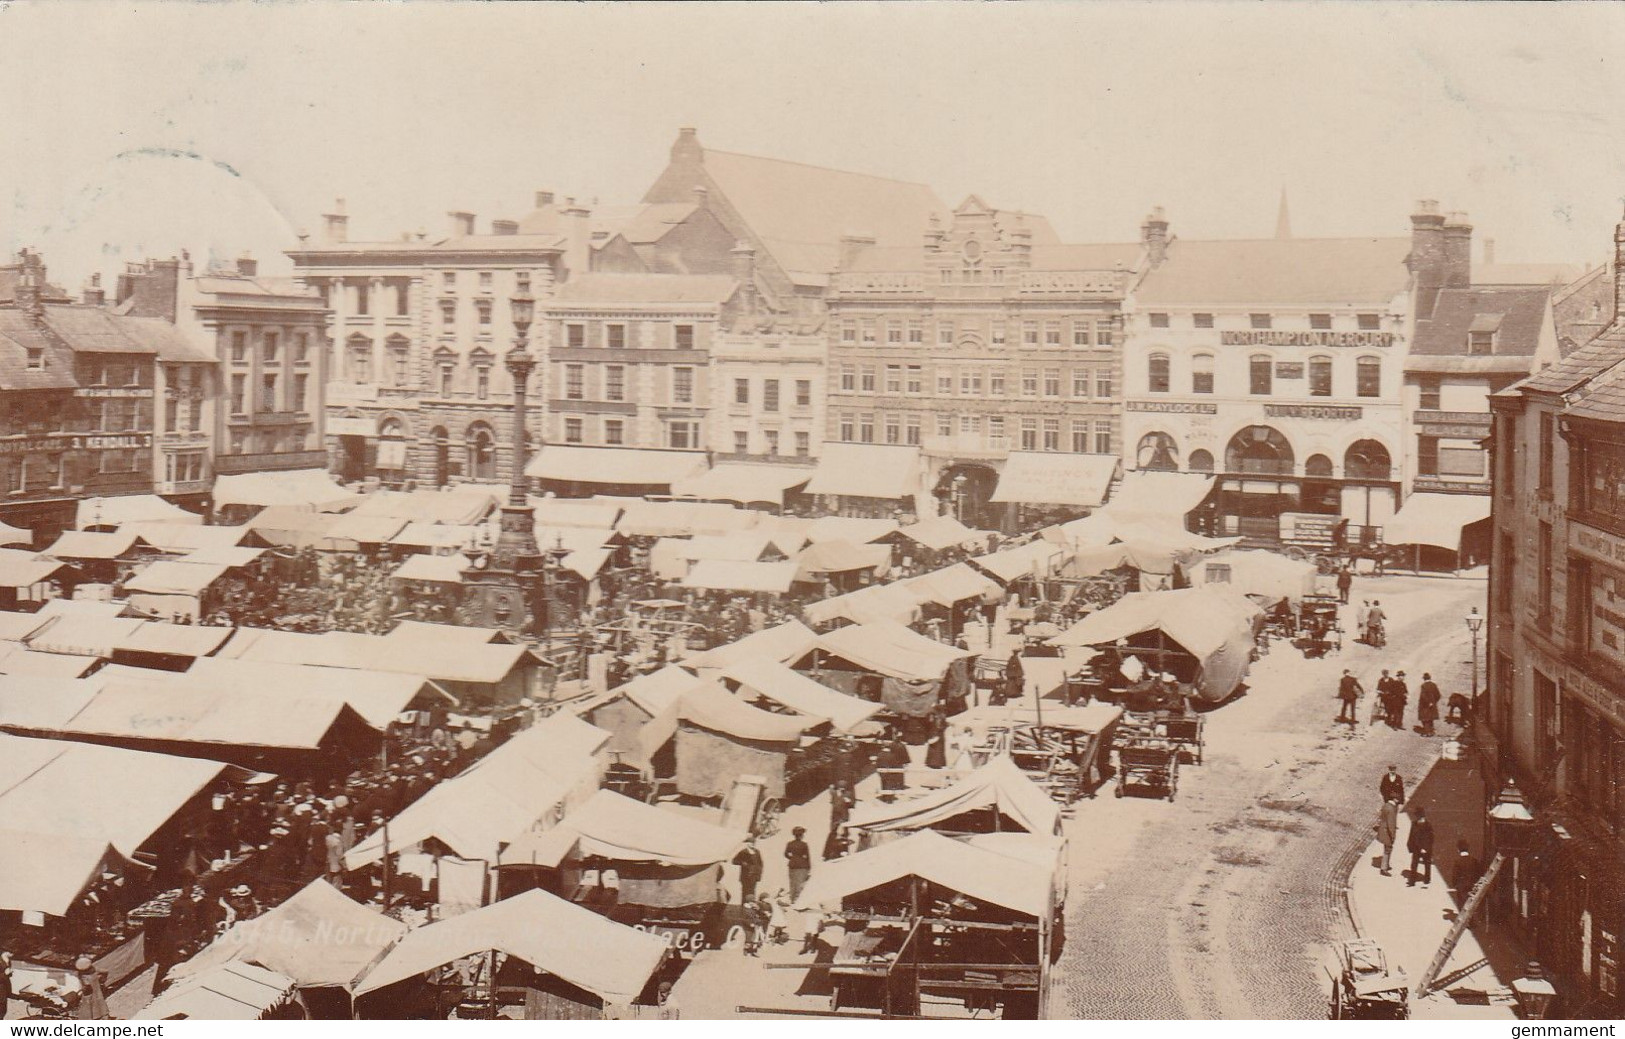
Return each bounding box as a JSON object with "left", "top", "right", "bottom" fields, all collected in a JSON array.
[
  {"left": 1383, "top": 493, "right": 1492, "bottom": 551},
  {"left": 903, "top": 563, "right": 1001, "bottom": 607},
  {"left": 352, "top": 888, "right": 668, "bottom": 1002},
  {"left": 814, "top": 620, "right": 973, "bottom": 683},
  {"left": 682, "top": 559, "right": 800, "bottom": 594},
  {"left": 168, "top": 879, "right": 408, "bottom": 991},
  {"left": 113, "top": 621, "right": 236, "bottom": 658},
  {"left": 671, "top": 463, "right": 813, "bottom": 505},
  {"left": 500, "top": 788, "right": 745, "bottom": 869},
  {"left": 991, "top": 452, "right": 1120, "bottom": 507},
  {"left": 798, "top": 828, "right": 1056, "bottom": 918},
  {"left": 173, "top": 546, "right": 266, "bottom": 569},
  {"left": 392, "top": 552, "right": 470, "bottom": 584},
  {"left": 0, "top": 611, "right": 52, "bottom": 641},
  {"left": 44, "top": 529, "right": 146, "bottom": 560},
  {"left": 124, "top": 561, "right": 231, "bottom": 596},
  {"left": 802, "top": 581, "right": 922, "bottom": 627},
  {"left": 803, "top": 443, "right": 921, "bottom": 500},
  {"left": 532, "top": 497, "right": 623, "bottom": 529},
  {"left": 245, "top": 507, "right": 340, "bottom": 549},
  {"left": 135, "top": 962, "right": 298, "bottom": 1021},
  {"left": 527, "top": 446, "right": 709, "bottom": 488},
  {"left": 1101, "top": 470, "right": 1215, "bottom": 526},
  {"left": 848, "top": 755, "right": 1062, "bottom": 836},
  {"left": 77, "top": 495, "right": 201, "bottom": 530},
  {"left": 723, "top": 658, "right": 881, "bottom": 733},
  {"left": 891, "top": 515, "right": 988, "bottom": 553},
  {"left": 222, "top": 627, "right": 532, "bottom": 688},
  {"left": 213, "top": 469, "right": 361, "bottom": 512}
]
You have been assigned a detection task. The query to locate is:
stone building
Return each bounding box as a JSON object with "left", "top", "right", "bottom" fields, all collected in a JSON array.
[
  {"left": 1485, "top": 210, "right": 1625, "bottom": 1018},
  {"left": 823, "top": 197, "right": 1140, "bottom": 529}
]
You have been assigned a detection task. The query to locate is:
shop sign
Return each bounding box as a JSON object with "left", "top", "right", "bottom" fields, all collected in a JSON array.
[
  {"left": 1412, "top": 477, "right": 1491, "bottom": 494},
  {"left": 1572, "top": 524, "right": 1625, "bottom": 567},
  {"left": 1263, "top": 403, "right": 1362, "bottom": 421},
  {"left": 74, "top": 387, "right": 154, "bottom": 398},
  {"left": 1562, "top": 663, "right": 1625, "bottom": 729},
  {"left": 1126, "top": 401, "right": 1218, "bottom": 414},
  {"left": 0, "top": 433, "right": 152, "bottom": 455},
  {"left": 1221, "top": 330, "right": 1395, "bottom": 348}
]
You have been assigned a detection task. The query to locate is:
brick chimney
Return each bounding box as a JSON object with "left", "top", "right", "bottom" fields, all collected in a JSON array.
[
  {"left": 838, "top": 234, "right": 876, "bottom": 270},
  {"left": 1409, "top": 199, "right": 1447, "bottom": 318},
  {"left": 731, "top": 241, "right": 758, "bottom": 315},
  {"left": 562, "top": 197, "right": 592, "bottom": 280},
  {"left": 82, "top": 272, "right": 105, "bottom": 306},
  {"left": 236, "top": 252, "right": 258, "bottom": 277},
  {"left": 113, "top": 257, "right": 181, "bottom": 322},
  {"left": 1141, "top": 206, "right": 1170, "bottom": 268},
  {"left": 1613, "top": 203, "right": 1625, "bottom": 327},
  {"left": 534, "top": 190, "right": 555, "bottom": 209},
  {"left": 448, "top": 211, "right": 476, "bottom": 237},
  {"left": 15, "top": 249, "right": 45, "bottom": 325},
  {"left": 322, "top": 198, "right": 348, "bottom": 243},
  {"left": 492, "top": 219, "right": 519, "bottom": 236},
  {"left": 671, "top": 126, "right": 703, "bottom": 164},
  {"left": 1442, "top": 211, "right": 1473, "bottom": 290}
]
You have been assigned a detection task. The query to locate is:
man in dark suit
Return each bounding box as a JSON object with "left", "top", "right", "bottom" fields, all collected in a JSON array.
[
  {"left": 1407, "top": 808, "right": 1435, "bottom": 887},
  {"left": 733, "top": 838, "right": 764, "bottom": 904},
  {"left": 1379, "top": 765, "right": 1405, "bottom": 806}
]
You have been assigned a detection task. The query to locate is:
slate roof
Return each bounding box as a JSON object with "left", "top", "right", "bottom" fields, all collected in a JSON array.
[
  {"left": 41, "top": 306, "right": 158, "bottom": 354},
  {"left": 1134, "top": 237, "right": 1413, "bottom": 307},
  {"left": 618, "top": 203, "right": 698, "bottom": 244},
  {"left": 550, "top": 273, "right": 738, "bottom": 306},
  {"left": 1410, "top": 286, "right": 1551, "bottom": 358},
  {"left": 0, "top": 312, "right": 76, "bottom": 391},
  {"left": 0, "top": 267, "right": 72, "bottom": 304},
  {"left": 1517, "top": 328, "right": 1625, "bottom": 396}
]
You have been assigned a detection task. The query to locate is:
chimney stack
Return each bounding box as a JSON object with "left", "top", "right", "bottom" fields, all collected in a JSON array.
[
  {"left": 1408, "top": 199, "right": 1447, "bottom": 319},
  {"left": 492, "top": 219, "right": 519, "bottom": 236},
  {"left": 448, "top": 211, "right": 476, "bottom": 237},
  {"left": 322, "top": 199, "right": 348, "bottom": 243},
  {"left": 562, "top": 197, "right": 592, "bottom": 280},
  {"left": 671, "top": 126, "right": 702, "bottom": 164},
  {"left": 1442, "top": 211, "right": 1473, "bottom": 290},
  {"left": 82, "top": 272, "right": 105, "bottom": 307},
  {"left": 15, "top": 249, "right": 45, "bottom": 325},
  {"left": 731, "top": 241, "right": 758, "bottom": 316},
  {"left": 1483, "top": 237, "right": 1497, "bottom": 266},
  {"left": 534, "top": 190, "right": 555, "bottom": 209},
  {"left": 236, "top": 252, "right": 258, "bottom": 277},
  {"left": 1613, "top": 203, "right": 1625, "bottom": 327},
  {"left": 1141, "top": 206, "right": 1170, "bottom": 268}
]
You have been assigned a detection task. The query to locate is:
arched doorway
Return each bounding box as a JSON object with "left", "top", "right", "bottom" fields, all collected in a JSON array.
[
  {"left": 1343, "top": 439, "right": 1397, "bottom": 536},
  {"left": 1344, "top": 440, "right": 1392, "bottom": 481},
  {"left": 377, "top": 418, "right": 408, "bottom": 486},
  {"left": 1301, "top": 453, "right": 1340, "bottom": 514},
  {"left": 1136, "top": 432, "right": 1179, "bottom": 471},
  {"left": 935, "top": 463, "right": 1001, "bottom": 531},
  {"left": 1225, "top": 425, "right": 1294, "bottom": 475},
  {"left": 466, "top": 423, "right": 497, "bottom": 481},
  {"left": 429, "top": 426, "right": 451, "bottom": 487}
]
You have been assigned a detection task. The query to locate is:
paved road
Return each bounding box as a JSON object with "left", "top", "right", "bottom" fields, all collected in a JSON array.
[{"left": 1053, "top": 575, "right": 1484, "bottom": 1019}]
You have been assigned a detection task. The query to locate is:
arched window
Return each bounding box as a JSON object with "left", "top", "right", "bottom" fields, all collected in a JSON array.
[
  {"left": 1249, "top": 354, "right": 1273, "bottom": 395},
  {"left": 1344, "top": 439, "right": 1392, "bottom": 480},
  {"left": 1136, "top": 431, "right": 1179, "bottom": 471},
  {"left": 1356, "top": 355, "right": 1382, "bottom": 398},
  {"left": 1191, "top": 353, "right": 1214, "bottom": 394},
  {"left": 1305, "top": 453, "right": 1334, "bottom": 478},
  {"left": 467, "top": 423, "right": 497, "bottom": 481},
  {"left": 1148, "top": 353, "right": 1171, "bottom": 394},
  {"left": 1308, "top": 356, "right": 1332, "bottom": 397},
  {"left": 1226, "top": 425, "right": 1294, "bottom": 475},
  {"left": 1188, "top": 449, "right": 1214, "bottom": 473}
]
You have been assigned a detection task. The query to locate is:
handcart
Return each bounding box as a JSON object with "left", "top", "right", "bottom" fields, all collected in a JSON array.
[
  {"left": 1328, "top": 938, "right": 1409, "bottom": 1020},
  {"left": 1115, "top": 739, "right": 1179, "bottom": 801}
]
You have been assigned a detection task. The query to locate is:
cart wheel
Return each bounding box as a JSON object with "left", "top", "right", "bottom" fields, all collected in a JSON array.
[{"left": 757, "top": 798, "right": 783, "bottom": 838}]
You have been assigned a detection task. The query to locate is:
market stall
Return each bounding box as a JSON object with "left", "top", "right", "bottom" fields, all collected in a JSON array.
[
  {"left": 673, "top": 681, "right": 825, "bottom": 804},
  {"left": 797, "top": 621, "right": 973, "bottom": 719},
  {"left": 136, "top": 962, "right": 303, "bottom": 1021},
  {"left": 848, "top": 754, "right": 1064, "bottom": 842}
]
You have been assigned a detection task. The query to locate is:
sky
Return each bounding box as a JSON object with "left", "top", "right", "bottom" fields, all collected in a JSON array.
[{"left": 2, "top": 1, "right": 1624, "bottom": 290}]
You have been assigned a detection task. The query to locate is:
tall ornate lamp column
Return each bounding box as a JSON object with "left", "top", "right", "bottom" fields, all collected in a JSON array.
[{"left": 461, "top": 292, "right": 543, "bottom": 633}]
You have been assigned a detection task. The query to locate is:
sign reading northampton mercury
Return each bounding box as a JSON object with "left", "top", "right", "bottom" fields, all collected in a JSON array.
[{"left": 1220, "top": 330, "right": 1395, "bottom": 348}]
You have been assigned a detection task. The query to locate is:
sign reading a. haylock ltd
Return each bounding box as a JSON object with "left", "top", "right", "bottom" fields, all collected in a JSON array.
[
  {"left": 0, "top": 433, "right": 152, "bottom": 454},
  {"left": 1220, "top": 330, "right": 1395, "bottom": 348}
]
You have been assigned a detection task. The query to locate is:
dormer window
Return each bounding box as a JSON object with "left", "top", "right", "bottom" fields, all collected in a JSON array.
[
  {"left": 1467, "top": 314, "right": 1502, "bottom": 355},
  {"left": 24, "top": 348, "right": 43, "bottom": 371}
]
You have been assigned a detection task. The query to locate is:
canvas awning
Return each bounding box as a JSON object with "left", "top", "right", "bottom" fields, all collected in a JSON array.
[
  {"left": 616, "top": 500, "right": 760, "bottom": 539},
  {"left": 532, "top": 497, "right": 623, "bottom": 530},
  {"left": 0, "top": 611, "right": 51, "bottom": 641},
  {"left": 1102, "top": 470, "right": 1215, "bottom": 524},
  {"left": 114, "top": 621, "right": 236, "bottom": 658},
  {"left": 802, "top": 581, "right": 922, "bottom": 627},
  {"left": 678, "top": 681, "right": 817, "bottom": 742},
  {"left": 245, "top": 507, "right": 340, "bottom": 548},
  {"left": 167, "top": 879, "right": 407, "bottom": 991},
  {"left": 1383, "top": 493, "right": 1492, "bottom": 551},
  {"left": 136, "top": 962, "right": 298, "bottom": 1020},
  {"left": 795, "top": 540, "right": 892, "bottom": 578},
  {"left": 797, "top": 829, "right": 1055, "bottom": 919},
  {"left": 387, "top": 522, "right": 480, "bottom": 552},
  {"left": 44, "top": 529, "right": 145, "bottom": 560},
  {"left": 392, "top": 552, "right": 470, "bottom": 584},
  {"left": 77, "top": 494, "right": 200, "bottom": 530},
  {"left": 804, "top": 516, "right": 899, "bottom": 545},
  {"left": 0, "top": 519, "right": 31, "bottom": 547},
  {"left": 499, "top": 788, "right": 745, "bottom": 869},
  {"left": 118, "top": 522, "right": 254, "bottom": 554},
  {"left": 849, "top": 755, "right": 1062, "bottom": 836},
  {"left": 223, "top": 628, "right": 531, "bottom": 687},
  {"left": 173, "top": 545, "right": 266, "bottom": 569},
  {"left": 123, "top": 561, "right": 230, "bottom": 596},
  {"left": 1192, "top": 549, "right": 1318, "bottom": 601},
  {"left": 903, "top": 563, "right": 1001, "bottom": 607},
  {"left": 346, "top": 487, "right": 498, "bottom": 526},
  {"left": 45, "top": 681, "right": 374, "bottom": 753},
  {"left": 723, "top": 658, "right": 881, "bottom": 733},
  {"left": 352, "top": 889, "right": 667, "bottom": 1002},
  {"left": 0, "top": 829, "right": 126, "bottom": 917},
  {"left": 814, "top": 620, "right": 972, "bottom": 682},
  {"left": 0, "top": 644, "right": 99, "bottom": 678},
  {"left": 671, "top": 463, "right": 813, "bottom": 505},
  {"left": 682, "top": 559, "right": 800, "bottom": 594},
  {"left": 803, "top": 443, "right": 921, "bottom": 500},
  {"left": 212, "top": 469, "right": 360, "bottom": 512},
  {"left": 892, "top": 515, "right": 987, "bottom": 553},
  {"left": 991, "top": 451, "right": 1120, "bottom": 507},
  {"left": 166, "top": 658, "right": 455, "bottom": 730},
  {"left": 527, "top": 446, "right": 709, "bottom": 488},
  {"left": 320, "top": 513, "right": 410, "bottom": 550},
  {"left": 683, "top": 620, "right": 820, "bottom": 671},
  {"left": 970, "top": 541, "right": 1065, "bottom": 584},
  {"left": 0, "top": 549, "right": 73, "bottom": 589},
  {"left": 25, "top": 614, "right": 147, "bottom": 656}
]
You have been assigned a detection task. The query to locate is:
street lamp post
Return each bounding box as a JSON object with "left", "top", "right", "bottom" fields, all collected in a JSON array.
[
  {"left": 952, "top": 473, "right": 967, "bottom": 523},
  {"left": 1465, "top": 606, "right": 1484, "bottom": 707}
]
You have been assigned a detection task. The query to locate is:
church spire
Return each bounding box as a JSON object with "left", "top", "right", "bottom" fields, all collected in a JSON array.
[{"left": 1275, "top": 188, "right": 1292, "bottom": 240}]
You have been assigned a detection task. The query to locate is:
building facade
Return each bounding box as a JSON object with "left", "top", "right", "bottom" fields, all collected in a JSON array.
[
  {"left": 286, "top": 198, "right": 576, "bottom": 488},
  {"left": 1486, "top": 216, "right": 1625, "bottom": 1016},
  {"left": 1121, "top": 208, "right": 1418, "bottom": 546},
  {"left": 824, "top": 197, "right": 1139, "bottom": 528}
]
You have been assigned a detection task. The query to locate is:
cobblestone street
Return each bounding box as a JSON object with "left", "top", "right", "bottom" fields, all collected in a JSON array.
[{"left": 1054, "top": 573, "right": 1487, "bottom": 1019}]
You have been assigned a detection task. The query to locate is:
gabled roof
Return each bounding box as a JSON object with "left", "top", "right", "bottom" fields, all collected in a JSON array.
[
  {"left": 1557, "top": 331, "right": 1625, "bottom": 423},
  {"left": 1411, "top": 286, "right": 1552, "bottom": 358},
  {"left": 619, "top": 202, "right": 699, "bottom": 244},
  {"left": 1135, "top": 237, "right": 1412, "bottom": 307},
  {"left": 0, "top": 311, "right": 77, "bottom": 390},
  {"left": 1516, "top": 326, "right": 1625, "bottom": 396}
]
